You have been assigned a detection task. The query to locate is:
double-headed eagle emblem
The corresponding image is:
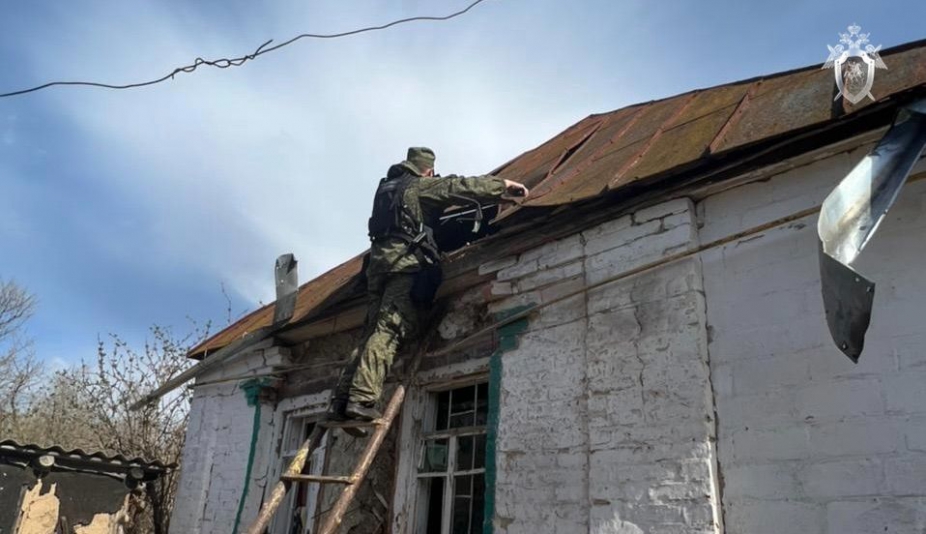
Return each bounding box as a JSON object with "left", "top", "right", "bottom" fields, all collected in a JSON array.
[{"left": 823, "top": 24, "right": 887, "bottom": 104}]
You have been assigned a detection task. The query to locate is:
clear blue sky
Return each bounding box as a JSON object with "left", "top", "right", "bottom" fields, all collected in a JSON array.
[{"left": 1, "top": 0, "right": 924, "bottom": 368}]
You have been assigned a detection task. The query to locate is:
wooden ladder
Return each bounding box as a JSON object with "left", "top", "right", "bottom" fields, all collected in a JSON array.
[
  {"left": 245, "top": 327, "right": 437, "bottom": 534},
  {"left": 245, "top": 390, "right": 405, "bottom": 534}
]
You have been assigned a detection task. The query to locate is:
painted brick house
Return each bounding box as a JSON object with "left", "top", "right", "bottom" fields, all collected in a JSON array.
[{"left": 170, "top": 39, "right": 926, "bottom": 534}]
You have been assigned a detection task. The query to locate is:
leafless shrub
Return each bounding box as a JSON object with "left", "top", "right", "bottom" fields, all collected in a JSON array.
[
  {"left": 0, "top": 279, "right": 40, "bottom": 437},
  {"left": 15, "top": 321, "right": 210, "bottom": 534}
]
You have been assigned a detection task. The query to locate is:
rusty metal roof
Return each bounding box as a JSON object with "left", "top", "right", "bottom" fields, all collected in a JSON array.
[
  {"left": 189, "top": 38, "right": 926, "bottom": 359},
  {"left": 0, "top": 439, "right": 172, "bottom": 471},
  {"left": 493, "top": 39, "right": 926, "bottom": 208}
]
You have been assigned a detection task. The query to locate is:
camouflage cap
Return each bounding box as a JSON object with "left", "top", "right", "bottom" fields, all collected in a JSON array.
[{"left": 406, "top": 147, "right": 436, "bottom": 174}]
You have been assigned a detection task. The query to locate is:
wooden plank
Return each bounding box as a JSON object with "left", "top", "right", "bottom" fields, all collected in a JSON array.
[
  {"left": 316, "top": 385, "right": 407, "bottom": 534},
  {"left": 281, "top": 474, "right": 354, "bottom": 485},
  {"left": 249, "top": 307, "right": 444, "bottom": 533},
  {"left": 421, "top": 425, "right": 486, "bottom": 440},
  {"left": 132, "top": 324, "right": 276, "bottom": 410},
  {"left": 245, "top": 425, "right": 328, "bottom": 534},
  {"left": 319, "top": 419, "right": 384, "bottom": 429},
  {"left": 277, "top": 305, "right": 367, "bottom": 344}
]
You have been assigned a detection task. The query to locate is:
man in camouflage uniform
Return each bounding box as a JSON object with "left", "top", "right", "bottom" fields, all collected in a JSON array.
[{"left": 329, "top": 147, "right": 529, "bottom": 430}]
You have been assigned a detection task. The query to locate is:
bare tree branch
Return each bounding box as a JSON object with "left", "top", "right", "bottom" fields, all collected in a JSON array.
[
  {"left": 0, "top": 279, "right": 35, "bottom": 342},
  {"left": 15, "top": 319, "right": 210, "bottom": 534}
]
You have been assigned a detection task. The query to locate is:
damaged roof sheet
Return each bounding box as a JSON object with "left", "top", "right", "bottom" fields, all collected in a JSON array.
[
  {"left": 0, "top": 439, "right": 172, "bottom": 471},
  {"left": 189, "top": 39, "right": 926, "bottom": 359}
]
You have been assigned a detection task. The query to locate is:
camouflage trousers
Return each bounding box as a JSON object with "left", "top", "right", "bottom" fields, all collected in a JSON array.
[{"left": 334, "top": 273, "right": 424, "bottom": 405}]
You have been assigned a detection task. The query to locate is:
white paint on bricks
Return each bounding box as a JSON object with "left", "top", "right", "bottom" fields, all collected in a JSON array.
[
  {"left": 493, "top": 197, "right": 721, "bottom": 533},
  {"left": 175, "top": 142, "right": 926, "bottom": 534},
  {"left": 703, "top": 154, "right": 926, "bottom": 534},
  {"left": 170, "top": 359, "right": 282, "bottom": 534}
]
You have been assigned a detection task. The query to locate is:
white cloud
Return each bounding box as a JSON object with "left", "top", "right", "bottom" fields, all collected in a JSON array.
[{"left": 12, "top": 1, "right": 605, "bottom": 306}]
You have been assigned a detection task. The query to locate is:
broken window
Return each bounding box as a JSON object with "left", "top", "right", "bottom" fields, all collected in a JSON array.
[
  {"left": 432, "top": 204, "right": 501, "bottom": 253},
  {"left": 271, "top": 417, "right": 327, "bottom": 534},
  {"left": 416, "top": 382, "right": 490, "bottom": 534}
]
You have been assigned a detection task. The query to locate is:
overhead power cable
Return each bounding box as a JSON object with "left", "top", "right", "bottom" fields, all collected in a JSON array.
[{"left": 0, "top": 0, "right": 488, "bottom": 99}]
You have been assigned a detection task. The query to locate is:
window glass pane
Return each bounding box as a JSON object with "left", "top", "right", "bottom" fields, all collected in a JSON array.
[
  {"left": 419, "top": 439, "right": 449, "bottom": 473},
  {"left": 451, "top": 386, "right": 476, "bottom": 415},
  {"left": 435, "top": 391, "right": 450, "bottom": 431},
  {"left": 474, "top": 434, "right": 486, "bottom": 470},
  {"left": 452, "top": 496, "right": 471, "bottom": 534},
  {"left": 475, "top": 386, "right": 488, "bottom": 426},
  {"left": 454, "top": 474, "right": 472, "bottom": 497},
  {"left": 424, "top": 478, "right": 444, "bottom": 534},
  {"left": 471, "top": 474, "right": 485, "bottom": 534},
  {"left": 284, "top": 420, "right": 302, "bottom": 452},
  {"left": 449, "top": 412, "right": 475, "bottom": 429},
  {"left": 457, "top": 435, "right": 474, "bottom": 472}
]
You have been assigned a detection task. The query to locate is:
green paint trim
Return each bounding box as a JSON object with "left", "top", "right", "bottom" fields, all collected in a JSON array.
[
  {"left": 483, "top": 306, "right": 531, "bottom": 534},
  {"left": 232, "top": 378, "right": 274, "bottom": 534}
]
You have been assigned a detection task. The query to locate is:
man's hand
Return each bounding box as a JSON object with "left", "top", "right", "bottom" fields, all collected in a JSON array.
[{"left": 502, "top": 179, "right": 530, "bottom": 201}]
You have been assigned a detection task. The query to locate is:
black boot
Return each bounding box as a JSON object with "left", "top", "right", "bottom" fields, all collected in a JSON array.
[
  {"left": 327, "top": 398, "right": 368, "bottom": 438},
  {"left": 345, "top": 401, "right": 382, "bottom": 421}
]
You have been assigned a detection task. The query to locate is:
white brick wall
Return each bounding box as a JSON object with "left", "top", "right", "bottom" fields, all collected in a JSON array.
[
  {"left": 701, "top": 148, "right": 926, "bottom": 534},
  {"left": 484, "top": 148, "right": 926, "bottom": 533},
  {"left": 170, "top": 353, "right": 281, "bottom": 534},
  {"left": 489, "top": 197, "right": 722, "bottom": 534},
  {"left": 176, "top": 142, "right": 926, "bottom": 533}
]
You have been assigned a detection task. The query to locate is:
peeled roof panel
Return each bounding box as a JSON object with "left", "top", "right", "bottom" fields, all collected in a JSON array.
[
  {"left": 528, "top": 140, "right": 645, "bottom": 206},
  {"left": 494, "top": 117, "right": 602, "bottom": 189},
  {"left": 619, "top": 84, "right": 751, "bottom": 184},
  {"left": 528, "top": 106, "right": 643, "bottom": 200},
  {"left": 529, "top": 97, "right": 689, "bottom": 205}
]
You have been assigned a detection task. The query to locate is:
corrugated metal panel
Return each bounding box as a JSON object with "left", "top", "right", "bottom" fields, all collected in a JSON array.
[
  {"left": 0, "top": 439, "right": 171, "bottom": 470},
  {"left": 189, "top": 39, "right": 926, "bottom": 358}
]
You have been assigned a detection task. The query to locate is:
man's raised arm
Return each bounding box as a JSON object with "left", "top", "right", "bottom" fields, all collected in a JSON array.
[{"left": 419, "top": 174, "right": 530, "bottom": 207}]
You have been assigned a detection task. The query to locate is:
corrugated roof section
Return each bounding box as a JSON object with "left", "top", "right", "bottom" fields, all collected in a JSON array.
[
  {"left": 0, "top": 439, "right": 172, "bottom": 470},
  {"left": 188, "top": 38, "right": 926, "bottom": 359}
]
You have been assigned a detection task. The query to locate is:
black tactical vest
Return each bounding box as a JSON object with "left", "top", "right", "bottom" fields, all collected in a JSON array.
[{"left": 368, "top": 174, "right": 440, "bottom": 262}]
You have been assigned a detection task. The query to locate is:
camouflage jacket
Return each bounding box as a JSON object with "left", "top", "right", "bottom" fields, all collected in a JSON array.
[{"left": 367, "top": 161, "right": 507, "bottom": 276}]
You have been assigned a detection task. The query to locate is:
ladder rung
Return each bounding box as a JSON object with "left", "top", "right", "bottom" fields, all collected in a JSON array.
[
  {"left": 281, "top": 474, "right": 355, "bottom": 485},
  {"left": 320, "top": 419, "right": 384, "bottom": 429}
]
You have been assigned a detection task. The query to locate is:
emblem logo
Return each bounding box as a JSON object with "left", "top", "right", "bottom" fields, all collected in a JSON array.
[{"left": 823, "top": 24, "right": 888, "bottom": 104}]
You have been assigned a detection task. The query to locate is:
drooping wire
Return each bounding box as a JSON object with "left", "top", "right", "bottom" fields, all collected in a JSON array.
[{"left": 0, "top": 0, "right": 489, "bottom": 99}]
